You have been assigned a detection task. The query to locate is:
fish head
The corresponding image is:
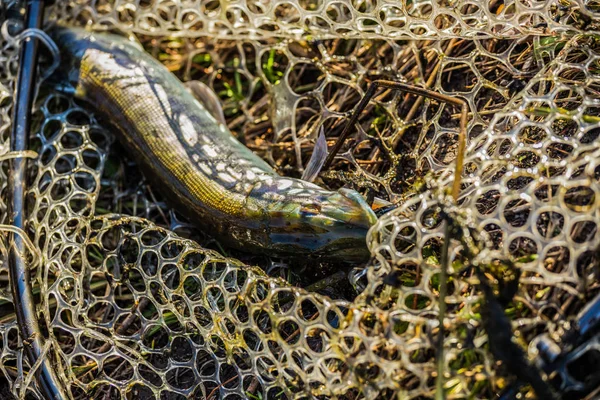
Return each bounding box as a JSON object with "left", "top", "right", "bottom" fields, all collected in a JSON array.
[{"left": 266, "top": 186, "right": 378, "bottom": 262}]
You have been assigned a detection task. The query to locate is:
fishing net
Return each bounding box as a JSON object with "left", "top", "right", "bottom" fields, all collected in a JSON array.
[
  {"left": 51, "top": 0, "right": 598, "bottom": 40},
  {"left": 0, "top": 0, "right": 599, "bottom": 399}
]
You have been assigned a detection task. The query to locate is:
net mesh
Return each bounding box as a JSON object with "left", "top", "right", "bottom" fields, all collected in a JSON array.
[
  {"left": 0, "top": 1, "right": 598, "bottom": 399},
  {"left": 51, "top": 0, "right": 599, "bottom": 40}
]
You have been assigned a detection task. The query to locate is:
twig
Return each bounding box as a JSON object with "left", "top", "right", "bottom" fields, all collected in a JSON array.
[
  {"left": 207, "top": 374, "right": 240, "bottom": 399},
  {"left": 322, "top": 79, "right": 469, "bottom": 200},
  {"left": 367, "top": 39, "right": 457, "bottom": 175},
  {"left": 435, "top": 220, "right": 451, "bottom": 400}
]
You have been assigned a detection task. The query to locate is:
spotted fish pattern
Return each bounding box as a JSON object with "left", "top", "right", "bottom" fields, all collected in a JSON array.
[{"left": 49, "top": 27, "right": 377, "bottom": 261}]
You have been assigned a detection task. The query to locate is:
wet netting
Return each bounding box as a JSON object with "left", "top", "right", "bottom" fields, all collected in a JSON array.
[{"left": 0, "top": 0, "right": 599, "bottom": 399}]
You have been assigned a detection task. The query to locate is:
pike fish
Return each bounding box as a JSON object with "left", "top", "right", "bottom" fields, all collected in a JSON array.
[{"left": 49, "top": 27, "right": 377, "bottom": 261}]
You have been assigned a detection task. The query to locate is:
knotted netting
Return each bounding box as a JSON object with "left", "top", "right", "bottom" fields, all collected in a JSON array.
[{"left": 0, "top": 0, "right": 598, "bottom": 399}]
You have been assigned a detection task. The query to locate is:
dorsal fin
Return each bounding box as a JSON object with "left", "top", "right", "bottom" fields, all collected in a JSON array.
[{"left": 184, "top": 80, "right": 227, "bottom": 125}]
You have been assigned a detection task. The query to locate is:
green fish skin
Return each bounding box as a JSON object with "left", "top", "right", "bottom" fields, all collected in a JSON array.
[{"left": 49, "top": 27, "right": 377, "bottom": 261}]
